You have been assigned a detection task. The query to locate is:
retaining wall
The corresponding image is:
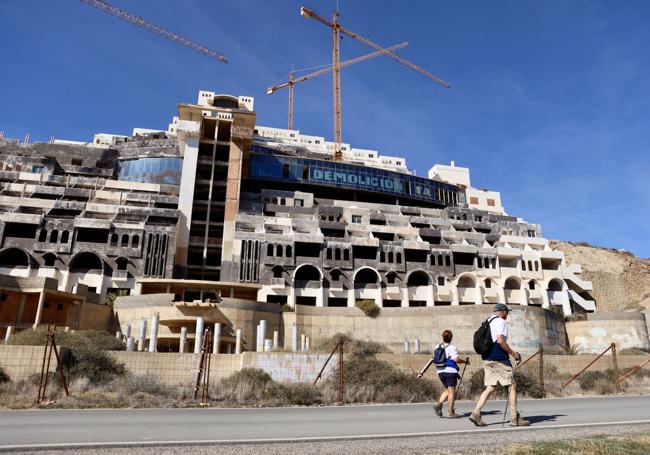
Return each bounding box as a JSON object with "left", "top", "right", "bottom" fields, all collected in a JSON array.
[{"left": 565, "top": 312, "right": 650, "bottom": 353}]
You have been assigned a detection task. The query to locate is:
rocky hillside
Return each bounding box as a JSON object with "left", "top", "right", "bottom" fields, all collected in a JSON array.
[{"left": 550, "top": 240, "right": 650, "bottom": 313}]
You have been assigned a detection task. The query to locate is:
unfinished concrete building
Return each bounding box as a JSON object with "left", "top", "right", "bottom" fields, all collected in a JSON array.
[{"left": 0, "top": 90, "right": 597, "bottom": 351}]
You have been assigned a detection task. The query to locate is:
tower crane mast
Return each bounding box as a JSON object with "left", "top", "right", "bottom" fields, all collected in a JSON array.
[
  {"left": 300, "top": 6, "right": 450, "bottom": 161},
  {"left": 80, "top": 0, "right": 228, "bottom": 64}
]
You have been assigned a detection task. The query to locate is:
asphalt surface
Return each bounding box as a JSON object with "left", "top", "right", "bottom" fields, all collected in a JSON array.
[{"left": 0, "top": 395, "right": 648, "bottom": 451}]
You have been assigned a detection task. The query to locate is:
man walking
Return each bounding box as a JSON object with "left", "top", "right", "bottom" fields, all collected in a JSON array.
[{"left": 469, "top": 303, "right": 530, "bottom": 427}]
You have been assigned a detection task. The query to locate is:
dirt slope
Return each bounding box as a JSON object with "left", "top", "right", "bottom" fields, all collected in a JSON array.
[{"left": 550, "top": 240, "right": 650, "bottom": 313}]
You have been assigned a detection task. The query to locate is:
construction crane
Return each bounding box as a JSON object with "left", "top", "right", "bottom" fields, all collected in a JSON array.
[
  {"left": 267, "top": 42, "right": 408, "bottom": 130},
  {"left": 300, "top": 6, "right": 450, "bottom": 161},
  {"left": 80, "top": 0, "right": 228, "bottom": 64}
]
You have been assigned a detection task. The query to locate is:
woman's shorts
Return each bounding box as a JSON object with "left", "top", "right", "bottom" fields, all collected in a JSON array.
[
  {"left": 438, "top": 372, "right": 460, "bottom": 388},
  {"left": 483, "top": 360, "right": 514, "bottom": 386}
]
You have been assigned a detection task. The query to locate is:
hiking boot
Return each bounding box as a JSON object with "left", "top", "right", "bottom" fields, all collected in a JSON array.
[
  {"left": 433, "top": 401, "right": 443, "bottom": 417},
  {"left": 469, "top": 411, "right": 486, "bottom": 427},
  {"left": 509, "top": 412, "right": 530, "bottom": 427},
  {"left": 447, "top": 410, "right": 462, "bottom": 419}
]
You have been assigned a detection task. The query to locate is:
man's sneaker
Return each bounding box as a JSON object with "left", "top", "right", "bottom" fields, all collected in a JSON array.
[
  {"left": 469, "top": 411, "right": 486, "bottom": 427},
  {"left": 509, "top": 412, "right": 530, "bottom": 427},
  {"left": 447, "top": 410, "right": 462, "bottom": 419},
  {"left": 433, "top": 401, "right": 443, "bottom": 417}
]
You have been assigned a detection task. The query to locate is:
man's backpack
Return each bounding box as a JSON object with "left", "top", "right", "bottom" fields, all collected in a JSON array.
[
  {"left": 433, "top": 343, "right": 448, "bottom": 367},
  {"left": 473, "top": 316, "right": 498, "bottom": 355}
]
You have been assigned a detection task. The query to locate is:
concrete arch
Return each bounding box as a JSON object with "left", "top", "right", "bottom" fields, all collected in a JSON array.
[
  {"left": 352, "top": 266, "right": 380, "bottom": 282},
  {"left": 292, "top": 263, "right": 323, "bottom": 281},
  {"left": 68, "top": 251, "right": 105, "bottom": 273},
  {"left": 455, "top": 273, "right": 477, "bottom": 288},
  {"left": 329, "top": 267, "right": 346, "bottom": 280},
  {"left": 504, "top": 276, "right": 522, "bottom": 290},
  {"left": 271, "top": 265, "right": 285, "bottom": 278},
  {"left": 42, "top": 252, "right": 57, "bottom": 267},
  {"left": 0, "top": 247, "right": 32, "bottom": 268},
  {"left": 406, "top": 269, "right": 431, "bottom": 286},
  {"left": 546, "top": 278, "right": 566, "bottom": 291}
]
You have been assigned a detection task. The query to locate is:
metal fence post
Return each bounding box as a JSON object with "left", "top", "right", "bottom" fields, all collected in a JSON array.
[
  {"left": 539, "top": 343, "right": 544, "bottom": 396},
  {"left": 338, "top": 340, "right": 344, "bottom": 404},
  {"left": 611, "top": 343, "right": 620, "bottom": 393}
]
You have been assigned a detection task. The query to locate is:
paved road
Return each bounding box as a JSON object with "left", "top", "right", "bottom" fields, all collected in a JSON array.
[{"left": 0, "top": 396, "right": 648, "bottom": 450}]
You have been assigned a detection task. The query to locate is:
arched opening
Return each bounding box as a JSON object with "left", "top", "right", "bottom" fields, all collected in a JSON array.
[
  {"left": 294, "top": 265, "right": 322, "bottom": 288},
  {"left": 0, "top": 248, "right": 30, "bottom": 268},
  {"left": 335, "top": 248, "right": 341, "bottom": 261},
  {"left": 407, "top": 270, "right": 430, "bottom": 287},
  {"left": 388, "top": 252, "right": 394, "bottom": 263},
  {"left": 276, "top": 244, "right": 283, "bottom": 257},
  {"left": 286, "top": 245, "right": 292, "bottom": 257},
  {"left": 132, "top": 235, "right": 140, "bottom": 248},
  {"left": 484, "top": 257, "right": 489, "bottom": 269},
  {"left": 528, "top": 260, "right": 533, "bottom": 271},
  {"left": 534, "top": 261, "right": 539, "bottom": 272},
  {"left": 458, "top": 275, "right": 476, "bottom": 288},
  {"left": 548, "top": 279, "right": 564, "bottom": 292},
  {"left": 354, "top": 267, "right": 380, "bottom": 288},
  {"left": 267, "top": 244, "right": 273, "bottom": 257},
  {"left": 110, "top": 234, "right": 118, "bottom": 246},
  {"left": 528, "top": 280, "right": 535, "bottom": 290},
  {"left": 386, "top": 271, "right": 398, "bottom": 284},
  {"left": 330, "top": 268, "right": 343, "bottom": 282},
  {"left": 505, "top": 277, "right": 521, "bottom": 289},
  {"left": 61, "top": 231, "right": 69, "bottom": 244},
  {"left": 396, "top": 252, "right": 402, "bottom": 263},
  {"left": 380, "top": 251, "right": 386, "bottom": 262},
  {"left": 50, "top": 230, "right": 58, "bottom": 243},
  {"left": 437, "top": 255, "right": 443, "bottom": 266},
  {"left": 69, "top": 252, "right": 104, "bottom": 273},
  {"left": 445, "top": 255, "right": 451, "bottom": 267},
  {"left": 522, "top": 261, "right": 527, "bottom": 271},
  {"left": 326, "top": 248, "right": 332, "bottom": 260},
  {"left": 116, "top": 257, "right": 129, "bottom": 271},
  {"left": 343, "top": 249, "right": 349, "bottom": 261},
  {"left": 121, "top": 234, "right": 129, "bottom": 247},
  {"left": 38, "top": 230, "right": 48, "bottom": 242},
  {"left": 43, "top": 253, "right": 57, "bottom": 267},
  {"left": 272, "top": 265, "right": 284, "bottom": 279}
]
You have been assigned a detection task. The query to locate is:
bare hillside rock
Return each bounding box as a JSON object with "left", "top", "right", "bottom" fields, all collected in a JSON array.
[{"left": 550, "top": 241, "right": 650, "bottom": 313}]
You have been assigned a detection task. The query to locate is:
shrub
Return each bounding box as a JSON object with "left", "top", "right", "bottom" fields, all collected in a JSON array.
[
  {"left": 281, "top": 303, "right": 294, "bottom": 312},
  {"left": 64, "top": 347, "right": 126, "bottom": 385},
  {"left": 264, "top": 382, "right": 322, "bottom": 406},
  {"left": 327, "top": 355, "right": 438, "bottom": 403},
  {"left": 468, "top": 368, "right": 545, "bottom": 399},
  {"left": 577, "top": 369, "right": 624, "bottom": 394},
  {"left": 0, "top": 367, "right": 9, "bottom": 384},
  {"left": 355, "top": 300, "right": 380, "bottom": 318},
  {"left": 315, "top": 333, "right": 388, "bottom": 356}
]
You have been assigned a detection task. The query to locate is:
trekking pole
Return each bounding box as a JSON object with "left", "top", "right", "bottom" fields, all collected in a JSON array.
[{"left": 455, "top": 358, "right": 469, "bottom": 398}]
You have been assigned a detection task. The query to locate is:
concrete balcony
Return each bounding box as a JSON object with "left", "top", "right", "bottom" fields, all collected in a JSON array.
[
  {"left": 37, "top": 267, "right": 60, "bottom": 280},
  {"left": 497, "top": 246, "right": 522, "bottom": 258},
  {"left": 271, "top": 278, "right": 285, "bottom": 289},
  {"left": 112, "top": 271, "right": 129, "bottom": 282},
  {"left": 540, "top": 249, "right": 564, "bottom": 260},
  {"left": 505, "top": 289, "right": 523, "bottom": 304},
  {"left": 458, "top": 287, "right": 477, "bottom": 302},
  {"left": 528, "top": 288, "right": 542, "bottom": 301},
  {"left": 484, "top": 287, "right": 499, "bottom": 299},
  {"left": 436, "top": 284, "right": 452, "bottom": 298}
]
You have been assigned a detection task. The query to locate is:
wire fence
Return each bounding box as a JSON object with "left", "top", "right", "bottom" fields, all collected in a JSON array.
[{"left": 0, "top": 338, "right": 649, "bottom": 408}]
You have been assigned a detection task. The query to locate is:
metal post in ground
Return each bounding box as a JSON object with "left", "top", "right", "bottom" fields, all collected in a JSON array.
[
  {"left": 612, "top": 343, "right": 620, "bottom": 393},
  {"left": 539, "top": 343, "right": 545, "bottom": 396},
  {"left": 338, "top": 340, "right": 344, "bottom": 404}
]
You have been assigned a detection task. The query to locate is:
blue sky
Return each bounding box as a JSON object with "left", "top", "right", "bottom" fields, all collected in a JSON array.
[{"left": 1, "top": 1, "right": 649, "bottom": 257}]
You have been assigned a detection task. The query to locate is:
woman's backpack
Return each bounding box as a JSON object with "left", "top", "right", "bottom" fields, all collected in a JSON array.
[{"left": 433, "top": 343, "right": 448, "bottom": 367}]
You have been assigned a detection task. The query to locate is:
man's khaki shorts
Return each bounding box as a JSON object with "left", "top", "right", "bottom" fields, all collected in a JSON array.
[{"left": 483, "top": 360, "right": 513, "bottom": 386}]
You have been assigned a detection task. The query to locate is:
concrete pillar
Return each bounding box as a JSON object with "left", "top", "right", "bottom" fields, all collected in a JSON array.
[
  {"left": 126, "top": 336, "right": 135, "bottom": 352},
  {"left": 475, "top": 282, "right": 482, "bottom": 305},
  {"left": 235, "top": 328, "right": 242, "bottom": 354},
  {"left": 414, "top": 337, "right": 421, "bottom": 354},
  {"left": 148, "top": 313, "right": 159, "bottom": 353},
  {"left": 256, "top": 324, "right": 261, "bottom": 352},
  {"left": 272, "top": 330, "right": 279, "bottom": 349},
  {"left": 259, "top": 320, "right": 267, "bottom": 352},
  {"left": 15, "top": 295, "right": 26, "bottom": 325},
  {"left": 137, "top": 319, "right": 147, "bottom": 352},
  {"left": 32, "top": 290, "right": 46, "bottom": 330},
  {"left": 403, "top": 338, "right": 410, "bottom": 353},
  {"left": 305, "top": 336, "right": 310, "bottom": 352},
  {"left": 125, "top": 324, "right": 132, "bottom": 340},
  {"left": 291, "top": 324, "right": 299, "bottom": 352},
  {"left": 451, "top": 285, "right": 459, "bottom": 306},
  {"left": 4, "top": 326, "right": 13, "bottom": 343},
  {"left": 401, "top": 286, "right": 409, "bottom": 308},
  {"left": 213, "top": 323, "right": 221, "bottom": 354},
  {"left": 541, "top": 288, "right": 550, "bottom": 309},
  {"left": 264, "top": 339, "right": 272, "bottom": 352},
  {"left": 300, "top": 333, "right": 306, "bottom": 352},
  {"left": 179, "top": 326, "right": 188, "bottom": 353},
  {"left": 194, "top": 317, "right": 204, "bottom": 354},
  {"left": 426, "top": 284, "right": 434, "bottom": 307},
  {"left": 347, "top": 289, "right": 355, "bottom": 308}
]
